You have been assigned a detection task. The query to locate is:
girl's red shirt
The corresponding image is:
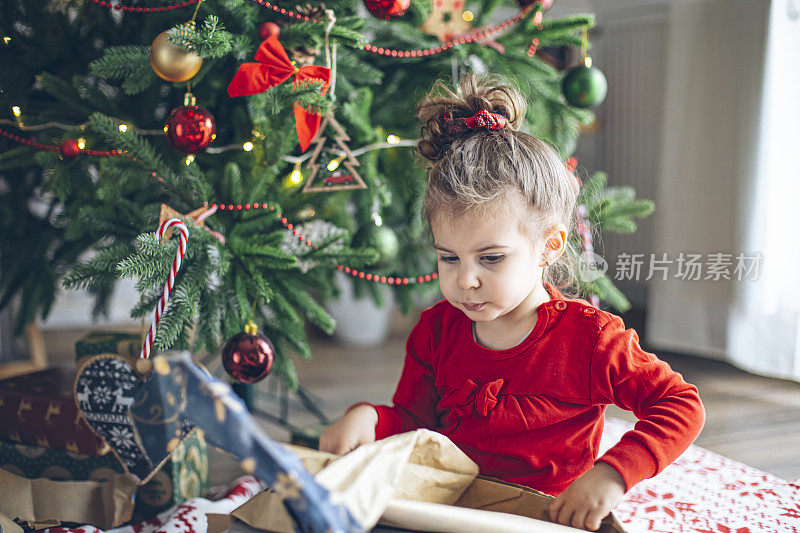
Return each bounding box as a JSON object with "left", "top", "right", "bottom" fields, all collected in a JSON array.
[{"left": 355, "top": 282, "right": 705, "bottom": 495}]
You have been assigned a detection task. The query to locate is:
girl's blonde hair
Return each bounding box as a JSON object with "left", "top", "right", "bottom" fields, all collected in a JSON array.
[{"left": 416, "top": 74, "right": 581, "bottom": 296}]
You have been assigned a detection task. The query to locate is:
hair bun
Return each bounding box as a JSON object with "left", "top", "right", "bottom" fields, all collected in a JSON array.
[{"left": 416, "top": 74, "right": 527, "bottom": 162}]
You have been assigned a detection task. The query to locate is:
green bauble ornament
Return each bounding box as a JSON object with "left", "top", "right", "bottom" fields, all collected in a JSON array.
[
  {"left": 562, "top": 59, "right": 607, "bottom": 109},
  {"left": 353, "top": 224, "right": 400, "bottom": 268}
]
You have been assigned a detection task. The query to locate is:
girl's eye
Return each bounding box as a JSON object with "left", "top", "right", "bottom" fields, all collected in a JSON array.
[
  {"left": 482, "top": 255, "right": 504, "bottom": 264},
  {"left": 439, "top": 255, "right": 458, "bottom": 263}
]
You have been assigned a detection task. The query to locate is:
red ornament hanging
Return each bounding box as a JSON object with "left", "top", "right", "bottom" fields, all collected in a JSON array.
[
  {"left": 258, "top": 22, "right": 280, "bottom": 41},
  {"left": 164, "top": 93, "right": 217, "bottom": 154},
  {"left": 60, "top": 139, "right": 81, "bottom": 160},
  {"left": 363, "top": 0, "right": 411, "bottom": 20},
  {"left": 222, "top": 320, "right": 275, "bottom": 384}
]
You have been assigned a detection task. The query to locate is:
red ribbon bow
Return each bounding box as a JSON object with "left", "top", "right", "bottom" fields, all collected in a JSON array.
[
  {"left": 444, "top": 378, "right": 505, "bottom": 418},
  {"left": 227, "top": 35, "right": 331, "bottom": 152}
]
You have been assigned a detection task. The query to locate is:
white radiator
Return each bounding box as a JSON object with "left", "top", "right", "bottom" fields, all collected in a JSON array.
[{"left": 568, "top": 1, "right": 669, "bottom": 309}]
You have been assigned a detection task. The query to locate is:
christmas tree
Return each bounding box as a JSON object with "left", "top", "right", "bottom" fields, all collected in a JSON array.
[{"left": 0, "top": 0, "right": 653, "bottom": 387}]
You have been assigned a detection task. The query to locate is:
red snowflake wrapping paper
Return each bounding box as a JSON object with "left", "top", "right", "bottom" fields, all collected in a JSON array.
[{"left": 600, "top": 418, "right": 800, "bottom": 533}]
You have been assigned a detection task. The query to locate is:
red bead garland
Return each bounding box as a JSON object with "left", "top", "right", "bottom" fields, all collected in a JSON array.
[
  {"left": 200, "top": 200, "right": 438, "bottom": 285},
  {"left": 85, "top": 0, "right": 532, "bottom": 57},
  {"left": 0, "top": 128, "right": 135, "bottom": 159},
  {"left": 527, "top": 37, "right": 540, "bottom": 57},
  {"left": 527, "top": 12, "right": 544, "bottom": 57},
  {"left": 86, "top": 0, "right": 199, "bottom": 13},
  {"left": 0, "top": 128, "right": 59, "bottom": 152},
  {"left": 363, "top": 6, "right": 533, "bottom": 57},
  {"left": 250, "top": 0, "right": 319, "bottom": 23},
  {"left": 87, "top": 0, "right": 324, "bottom": 22}
]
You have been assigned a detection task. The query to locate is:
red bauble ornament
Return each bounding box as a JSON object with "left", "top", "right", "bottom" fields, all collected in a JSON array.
[
  {"left": 164, "top": 104, "right": 217, "bottom": 154},
  {"left": 222, "top": 321, "right": 275, "bottom": 384},
  {"left": 61, "top": 139, "right": 81, "bottom": 160},
  {"left": 258, "top": 22, "right": 280, "bottom": 41},
  {"left": 363, "top": 0, "right": 411, "bottom": 20}
]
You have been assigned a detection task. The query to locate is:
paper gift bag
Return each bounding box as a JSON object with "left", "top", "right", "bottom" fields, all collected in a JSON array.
[{"left": 0, "top": 467, "right": 137, "bottom": 529}]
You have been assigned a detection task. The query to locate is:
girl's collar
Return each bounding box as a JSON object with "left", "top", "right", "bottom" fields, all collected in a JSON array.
[{"left": 543, "top": 281, "right": 564, "bottom": 301}]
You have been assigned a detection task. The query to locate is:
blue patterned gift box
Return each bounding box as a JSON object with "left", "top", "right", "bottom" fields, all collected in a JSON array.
[{"left": 132, "top": 353, "right": 365, "bottom": 533}]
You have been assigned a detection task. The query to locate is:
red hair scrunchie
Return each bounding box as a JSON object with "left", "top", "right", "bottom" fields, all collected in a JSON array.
[{"left": 445, "top": 109, "right": 507, "bottom": 134}]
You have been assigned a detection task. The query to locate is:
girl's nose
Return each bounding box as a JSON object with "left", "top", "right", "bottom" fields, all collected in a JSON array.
[{"left": 457, "top": 267, "right": 480, "bottom": 290}]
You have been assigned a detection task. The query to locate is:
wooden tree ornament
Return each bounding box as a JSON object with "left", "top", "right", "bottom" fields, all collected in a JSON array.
[
  {"left": 301, "top": 115, "right": 367, "bottom": 193},
  {"left": 419, "top": 0, "right": 471, "bottom": 42}
]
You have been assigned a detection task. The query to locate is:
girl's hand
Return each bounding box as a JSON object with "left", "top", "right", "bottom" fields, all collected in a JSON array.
[
  {"left": 549, "top": 462, "right": 626, "bottom": 531},
  {"left": 318, "top": 404, "right": 378, "bottom": 455}
]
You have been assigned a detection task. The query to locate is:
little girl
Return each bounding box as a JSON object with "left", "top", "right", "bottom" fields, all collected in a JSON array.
[{"left": 320, "top": 75, "right": 705, "bottom": 531}]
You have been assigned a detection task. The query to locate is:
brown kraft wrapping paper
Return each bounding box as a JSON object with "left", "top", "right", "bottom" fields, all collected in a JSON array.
[
  {"left": 233, "top": 429, "right": 626, "bottom": 533},
  {"left": 0, "top": 467, "right": 137, "bottom": 529}
]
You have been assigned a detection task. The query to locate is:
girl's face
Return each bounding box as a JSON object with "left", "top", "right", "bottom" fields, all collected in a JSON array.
[{"left": 432, "top": 206, "right": 557, "bottom": 324}]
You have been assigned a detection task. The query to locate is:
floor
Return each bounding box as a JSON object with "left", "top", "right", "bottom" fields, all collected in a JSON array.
[{"left": 33, "top": 304, "right": 800, "bottom": 487}]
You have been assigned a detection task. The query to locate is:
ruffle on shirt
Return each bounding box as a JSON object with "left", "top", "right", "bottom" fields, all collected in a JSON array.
[
  {"left": 439, "top": 378, "right": 595, "bottom": 437},
  {"left": 440, "top": 378, "right": 505, "bottom": 418}
]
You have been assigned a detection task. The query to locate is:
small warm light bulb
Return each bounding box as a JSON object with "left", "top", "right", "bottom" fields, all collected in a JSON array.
[
  {"left": 11, "top": 106, "right": 21, "bottom": 117},
  {"left": 77, "top": 138, "right": 86, "bottom": 149},
  {"left": 3, "top": 37, "right": 10, "bottom": 45},
  {"left": 118, "top": 124, "right": 128, "bottom": 132},
  {"left": 243, "top": 141, "right": 254, "bottom": 151},
  {"left": 584, "top": 56, "right": 593, "bottom": 68},
  {"left": 462, "top": 10, "right": 474, "bottom": 21},
  {"left": 289, "top": 165, "right": 303, "bottom": 184},
  {"left": 386, "top": 134, "right": 400, "bottom": 144},
  {"left": 327, "top": 156, "right": 343, "bottom": 171},
  {"left": 184, "top": 154, "right": 195, "bottom": 165},
  {"left": 163, "top": 125, "right": 169, "bottom": 133}
]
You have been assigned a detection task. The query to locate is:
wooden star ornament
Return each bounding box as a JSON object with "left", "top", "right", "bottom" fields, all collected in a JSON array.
[{"left": 158, "top": 204, "right": 225, "bottom": 244}]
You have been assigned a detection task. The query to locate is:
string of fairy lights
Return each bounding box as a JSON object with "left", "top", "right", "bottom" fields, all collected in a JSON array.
[
  {"left": 0, "top": 0, "right": 544, "bottom": 164},
  {"left": 0, "top": 2, "right": 589, "bottom": 289}
]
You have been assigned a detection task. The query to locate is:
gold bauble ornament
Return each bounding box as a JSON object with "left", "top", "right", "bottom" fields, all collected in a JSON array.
[{"left": 149, "top": 31, "right": 203, "bottom": 83}]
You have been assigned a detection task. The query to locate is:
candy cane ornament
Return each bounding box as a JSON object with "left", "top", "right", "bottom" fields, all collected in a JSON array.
[{"left": 140, "top": 217, "right": 189, "bottom": 359}]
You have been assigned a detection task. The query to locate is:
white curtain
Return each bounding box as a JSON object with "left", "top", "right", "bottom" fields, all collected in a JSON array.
[{"left": 646, "top": 0, "right": 800, "bottom": 381}]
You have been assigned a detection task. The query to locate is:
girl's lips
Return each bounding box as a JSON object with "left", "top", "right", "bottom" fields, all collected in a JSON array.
[{"left": 463, "top": 302, "right": 486, "bottom": 311}]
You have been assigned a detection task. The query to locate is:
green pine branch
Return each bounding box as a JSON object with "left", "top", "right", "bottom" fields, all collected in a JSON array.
[{"left": 167, "top": 16, "right": 234, "bottom": 59}]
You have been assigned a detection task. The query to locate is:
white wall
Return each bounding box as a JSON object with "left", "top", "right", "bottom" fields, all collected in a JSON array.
[
  {"left": 555, "top": 0, "right": 671, "bottom": 310},
  {"left": 41, "top": 280, "right": 141, "bottom": 329}
]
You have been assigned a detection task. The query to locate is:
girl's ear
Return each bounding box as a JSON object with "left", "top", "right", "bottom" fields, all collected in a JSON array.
[{"left": 542, "top": 223, "right": 568, "bottom": 263}]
